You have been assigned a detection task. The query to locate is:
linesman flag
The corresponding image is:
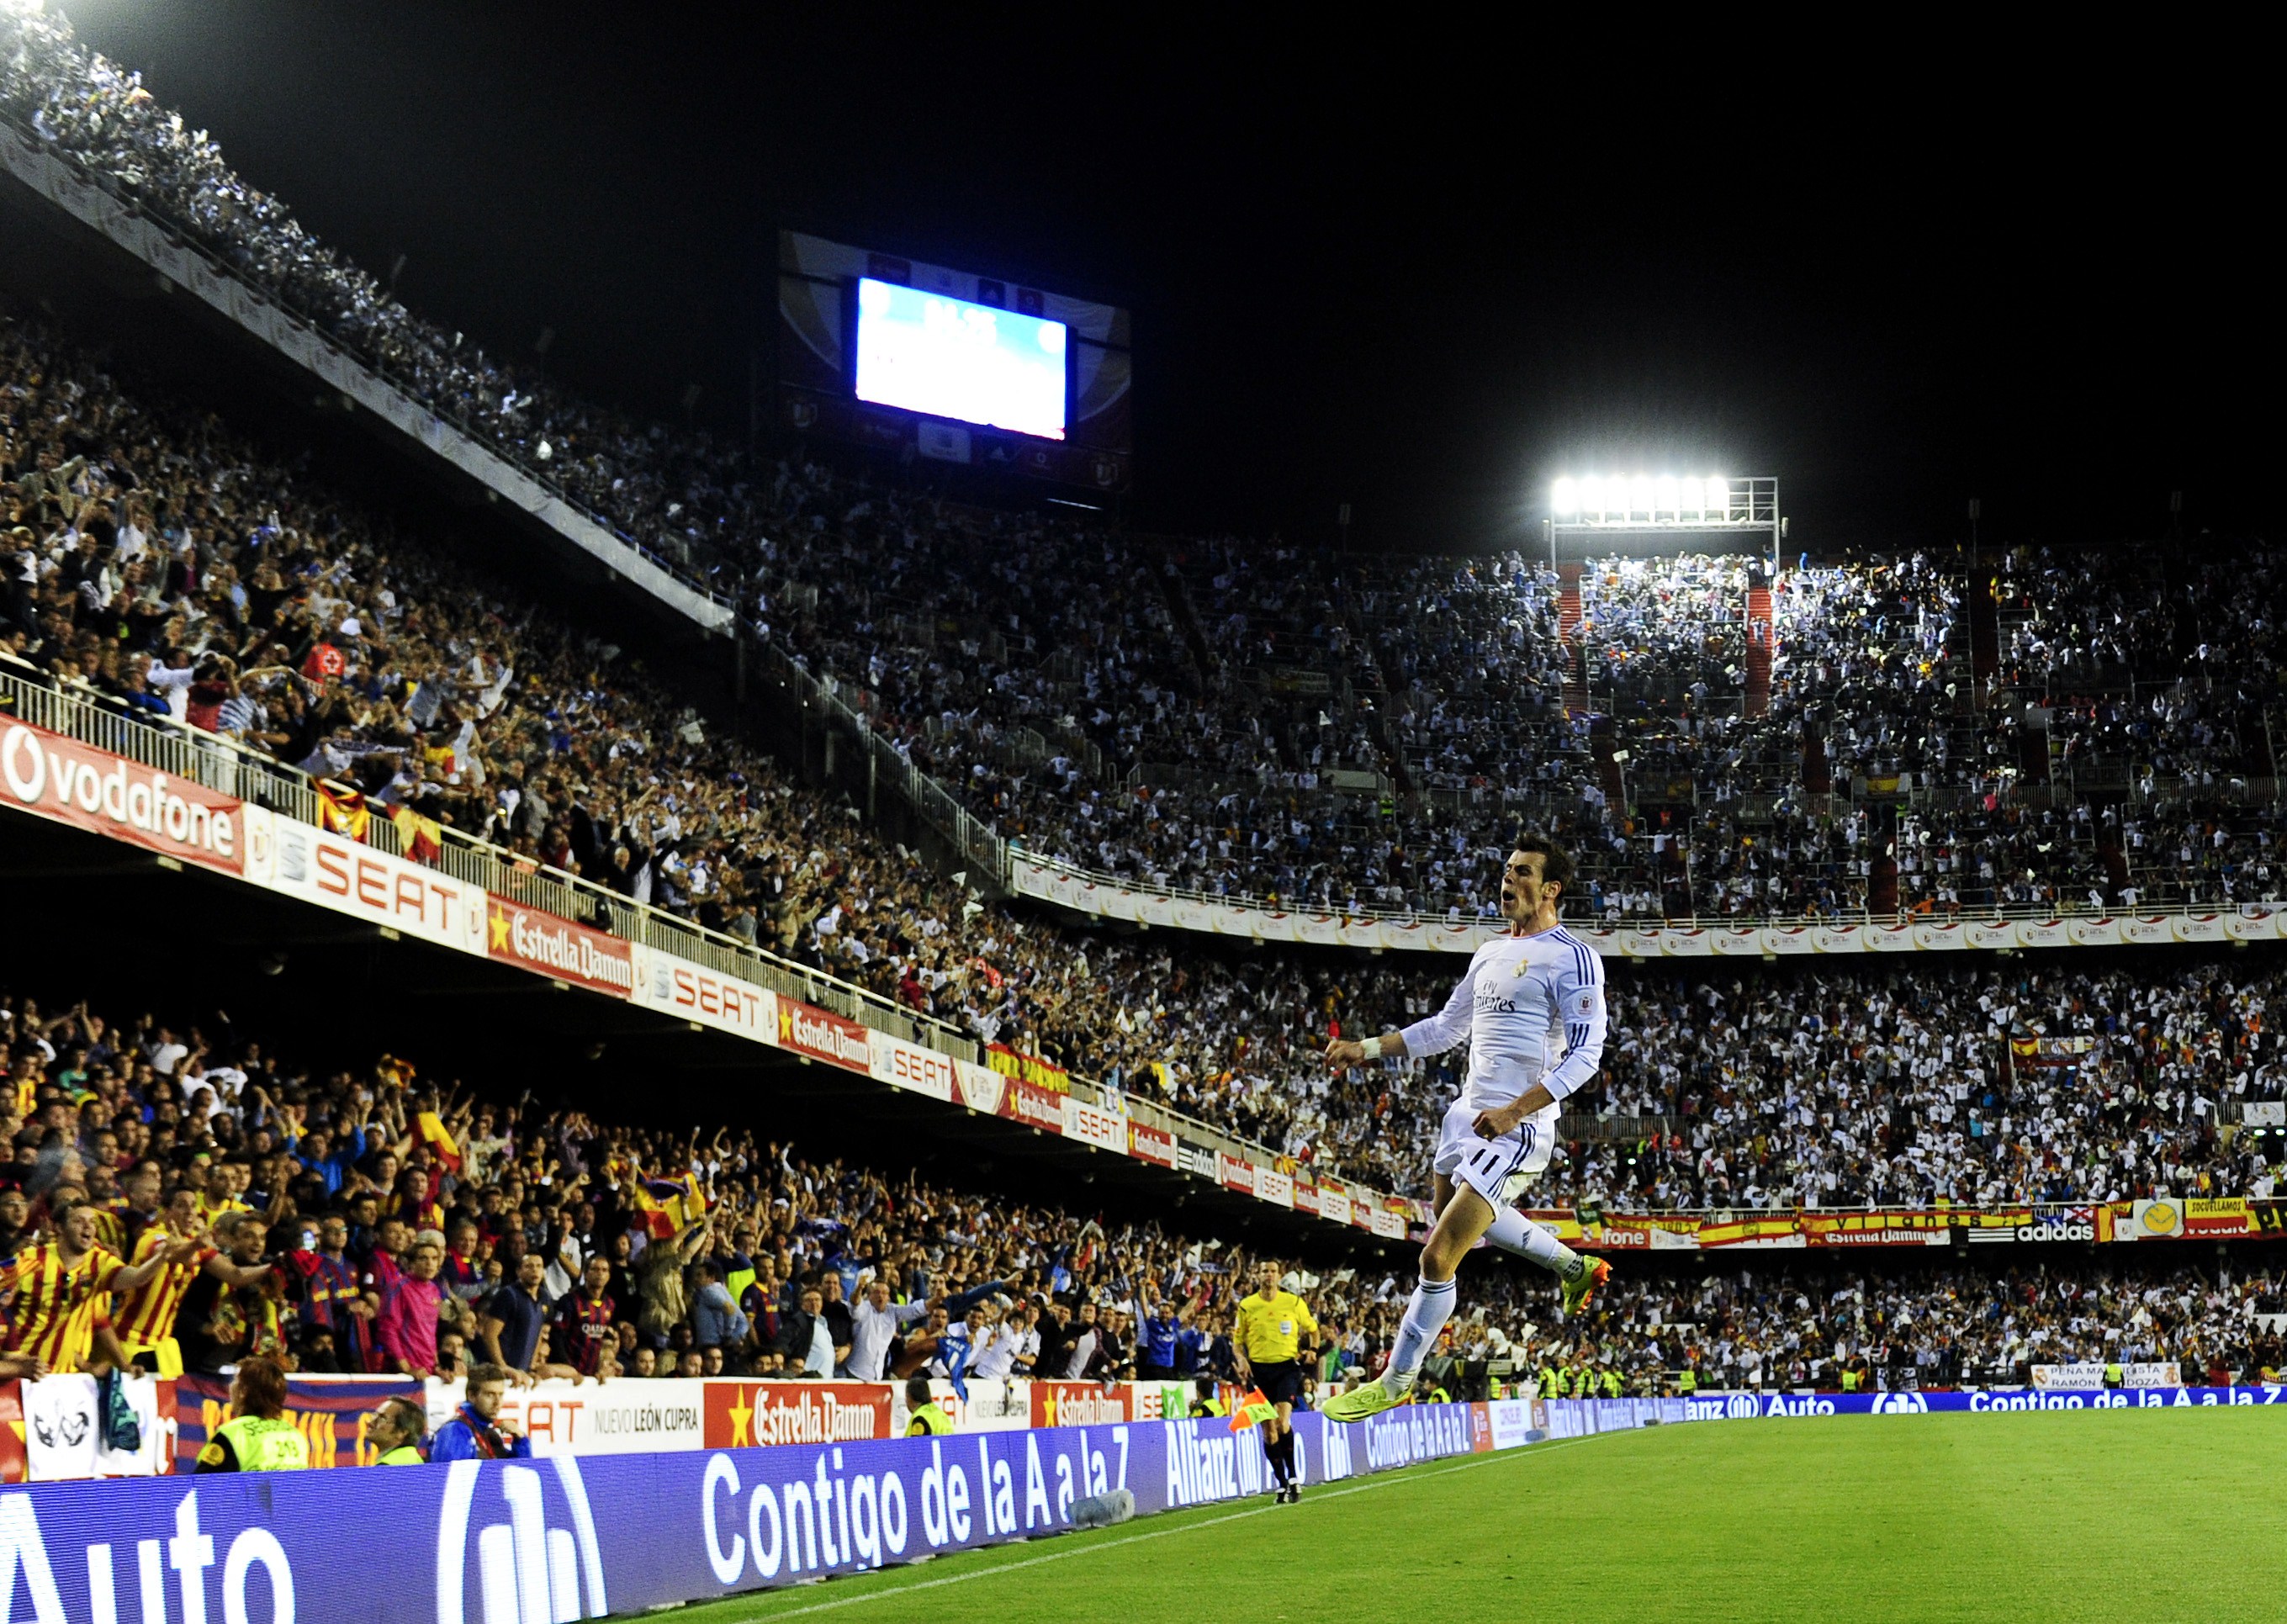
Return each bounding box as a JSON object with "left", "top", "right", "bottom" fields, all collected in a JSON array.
[{"left": 1229, "top": 1388, "right": 1277, "bottom": 1431}]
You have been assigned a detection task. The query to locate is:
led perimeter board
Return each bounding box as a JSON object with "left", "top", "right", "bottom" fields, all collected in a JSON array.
[{"left": 776, "top": 230, "right": 1132, "bottom": 493}]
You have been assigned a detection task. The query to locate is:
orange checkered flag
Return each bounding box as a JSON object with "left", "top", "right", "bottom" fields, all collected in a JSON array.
[{"left": 1229, "top": 1389, "right": 1276, "bottom": 1431}]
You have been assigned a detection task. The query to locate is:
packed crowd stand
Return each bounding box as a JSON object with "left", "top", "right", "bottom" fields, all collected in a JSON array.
[
  {"left": 10, "top": 315, "right": 2287, "bottom": 1203},
  {"left": 6, "top": 987, "right": 2284, "bottom": 1406},
  {"left": 7, "top": 3, "right": 2284, "bottom": 929},
  {"left": 6, "top": 9, "right": 2287, "bottom": 1209}
]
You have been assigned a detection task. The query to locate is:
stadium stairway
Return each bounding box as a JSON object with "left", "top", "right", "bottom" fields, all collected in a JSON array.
[
  {"left": 1554, "top": 562, "right": 1591, "bottom": 714},
  {"left": 1744, "top": 585, "right": 1773, "bottom": 717}
]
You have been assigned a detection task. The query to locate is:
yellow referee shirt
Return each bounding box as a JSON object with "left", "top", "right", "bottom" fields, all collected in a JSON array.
[{"left": 1235, "top": 1290, "right": 1317, "bottom": 1363}]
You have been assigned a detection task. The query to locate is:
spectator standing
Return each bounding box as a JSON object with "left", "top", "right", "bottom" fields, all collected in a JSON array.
[
  {"left": 375, "top": 1235, "right": 450, "bottom": 1377},
  {"left": 479, "top": 1251, "right": 552, "bottom": 1380},
  {"left": 690, "top": 1260, "right": 751, "bottom": 1360},
  {"left": 847, "top": 1278, "right": 930, "bottom": 1382},
  {"left": 556, "top": 1255, "right": 619, "bottom": 1378}
]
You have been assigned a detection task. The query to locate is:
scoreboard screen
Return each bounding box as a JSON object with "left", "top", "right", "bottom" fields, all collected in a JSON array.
[
  {"left": 852, "top": 278, "right": 1068, "bottom": 442},
  {"left": 776, "top": 230, "right": 1131, "bottom": 492}
]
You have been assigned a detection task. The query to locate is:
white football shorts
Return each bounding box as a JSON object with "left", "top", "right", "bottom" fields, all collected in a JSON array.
[{"left": 1433, "top": 1097, "right": 1556, "bottom": 1205}]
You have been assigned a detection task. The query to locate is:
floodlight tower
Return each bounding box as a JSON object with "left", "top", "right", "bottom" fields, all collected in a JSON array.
[{"left": 1545, "top": 474, "right": 1785, "bottom": 570}]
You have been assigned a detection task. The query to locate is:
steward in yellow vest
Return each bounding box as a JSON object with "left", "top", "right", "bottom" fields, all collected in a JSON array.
[
  {"left": 905, "top": 1378, "right": 953, "bottom": 1436},
  {"left": 194, "top": 1356, "right": 310, "bottom": 1473}
]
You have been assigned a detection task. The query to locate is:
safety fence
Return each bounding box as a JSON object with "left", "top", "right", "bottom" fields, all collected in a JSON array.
[{"left": 10, "top": 1383, "right": 2283, "bottom": 1622}]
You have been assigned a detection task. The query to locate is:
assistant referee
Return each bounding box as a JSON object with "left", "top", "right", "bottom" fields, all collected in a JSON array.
[{"left": 1234, "top": 1261, "right": 1318, "bottom": 1503}]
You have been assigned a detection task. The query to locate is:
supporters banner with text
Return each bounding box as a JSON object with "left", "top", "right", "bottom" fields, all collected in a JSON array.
[
  {"left": 986, "top": 1042, "right": 1071, "bottom": 1093},
  {"left": 0, "top": 715, "right": 250, "bottom": 874}
]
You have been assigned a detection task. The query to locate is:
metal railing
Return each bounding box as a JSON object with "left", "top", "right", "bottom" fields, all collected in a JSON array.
[
  {"left": 766, "top": 643, "right": 1010, "bottom": 882},
  {"left": 1002, "top": 846, "right": 2278, "bottom": 935},
  {"left": 0, "top": 660, "right": 1408, "bottom": 1209},
  {"left": 0, "top": 658, "right": 961, "bottom": 1051}
]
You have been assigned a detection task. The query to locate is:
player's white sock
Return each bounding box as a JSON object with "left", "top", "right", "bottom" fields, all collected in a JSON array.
[
  {"left": 1485, "top": 1205, "right": 1588, "bottom": 1280},
  {"left": 1382, "top": 1273, "right": 1458, "bottom": 1396}
]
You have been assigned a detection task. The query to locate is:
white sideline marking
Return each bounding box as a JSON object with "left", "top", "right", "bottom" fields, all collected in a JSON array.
[{"left": 722, "top": 1436, "right": 1607, "bottom": 1620}]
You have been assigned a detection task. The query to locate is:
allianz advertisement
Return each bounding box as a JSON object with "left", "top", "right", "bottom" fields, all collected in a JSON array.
[{"left": 0, "top": 1409, "right": 1485, "bottom": 1623}]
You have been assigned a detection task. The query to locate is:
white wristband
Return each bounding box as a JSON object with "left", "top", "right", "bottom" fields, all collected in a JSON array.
[{"left": 1360, "top": 1036, "right": 1385, "bottom": 1061}]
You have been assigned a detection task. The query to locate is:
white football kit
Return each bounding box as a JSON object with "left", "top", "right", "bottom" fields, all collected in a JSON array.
[{"left": 1400, "top": 923, "right": 1607, "bottom": 1204}]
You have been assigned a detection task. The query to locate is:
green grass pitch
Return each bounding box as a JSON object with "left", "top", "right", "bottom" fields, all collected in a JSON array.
[{"left": 660, "top": 1408, "right": 2287, "bottom": 1623}]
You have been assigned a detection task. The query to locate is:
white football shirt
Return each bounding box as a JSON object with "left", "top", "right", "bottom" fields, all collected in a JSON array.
[{"left": 1400, "top": 923, "right": 1608, "bottom": 1114}]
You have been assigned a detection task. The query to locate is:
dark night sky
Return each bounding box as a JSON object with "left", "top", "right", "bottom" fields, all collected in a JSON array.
[{"left": 52, "top": 3, "right": 2266, "bottom": 553}]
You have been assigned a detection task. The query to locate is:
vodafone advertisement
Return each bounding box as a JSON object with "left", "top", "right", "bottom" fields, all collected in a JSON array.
[
  {"left": 776, "top": 997, "right": 873, "bottom": 1072},
  {"left": 485, "top": 897, "right": 636, "bottom": 997},
  {"left": 262, "top": 817, "right": 485, "bottom": 953},
  {"left": 630, "top": 945, "right": 776, "bottom": 1041},
  {"left": 702, "top": 1381, "right": 894, "bottom": 1447},
  {"left": 1, "top": 716, "right": 247, "bottom": 874}
]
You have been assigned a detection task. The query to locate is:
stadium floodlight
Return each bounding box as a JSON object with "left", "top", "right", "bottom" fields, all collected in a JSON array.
[{"left": 1546, "top": 473, "right": 1784, "bottom": 558}]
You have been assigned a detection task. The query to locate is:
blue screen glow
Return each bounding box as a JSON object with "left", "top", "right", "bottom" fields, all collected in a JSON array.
[{"left": 852, "top": 277, "right": 1067, "bottom": 441}]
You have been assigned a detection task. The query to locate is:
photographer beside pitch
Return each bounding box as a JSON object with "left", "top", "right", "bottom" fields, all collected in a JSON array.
[{"left": 1321, "top": 835, "right": 1612, "bottom": 1423}]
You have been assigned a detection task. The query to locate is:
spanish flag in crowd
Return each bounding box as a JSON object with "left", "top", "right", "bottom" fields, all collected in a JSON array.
[
  {"left": 391, "top": 804, "right": 443, "bottom": 864},
  {"left": 415, "top": 1110, "right": 462, "bottom": 1174},
  {"left": 1228, "top": 1388, "right": 1277, "bottom": 1431},
  {"left": 317, "top": 784, "right": 369, "bottom": 840},
  {"left": 634, "top": 1170, "right": 707, "bottom": 1239}
]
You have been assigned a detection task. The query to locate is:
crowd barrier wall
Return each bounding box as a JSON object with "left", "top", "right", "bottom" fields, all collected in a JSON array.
[
  {"left": 2, "top": 1374, "right": 1232, "bottom": 1482},
  {"left": 6, "top": 1388, "right": 2277, "bottom": 1621},
  {"left": 1676, "top": 1384, "right": 2287, "bottom": 1420},
  {"left": 0, "top": 1402, "right": 1513, "bottom": 1621}
]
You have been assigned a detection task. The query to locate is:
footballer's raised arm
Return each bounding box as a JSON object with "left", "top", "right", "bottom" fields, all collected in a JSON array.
[{"left": 1323, "top": 950, "right": 1480, "bottom": 1070}]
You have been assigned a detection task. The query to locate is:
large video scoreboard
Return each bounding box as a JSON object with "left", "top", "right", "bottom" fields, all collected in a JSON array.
[{"left": 775, "top": 230, "right": 1132, "bottom": 494}]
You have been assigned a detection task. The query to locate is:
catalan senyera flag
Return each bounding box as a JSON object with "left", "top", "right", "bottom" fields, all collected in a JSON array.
[
  {"left": 634, "top": 1171, "right": 707, "bottom": 1240},
  {"left": 391, "top": 805, "right": 442, "bottom": 863},
  {"left": 1229, "top": 1388, "right": 1276, "bottom": 1431},
  {"left": 316, "top": 784, "right": 369, "bottom": 840},
  {"left": 414, "top": 1111, "right": 462, "bottom": 1174}
]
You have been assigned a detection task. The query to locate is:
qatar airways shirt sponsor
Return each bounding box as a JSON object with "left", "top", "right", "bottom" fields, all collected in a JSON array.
[
  {"left": 1, "top": 716, "right": 245, "bottom": 872},
  {"left": 631, "top": 945, "right": 775, "bottom": 1039},
  {"left": 777, "top": 999, "right": 872, "bottom": 1072},
  {"left": 487, "top": 899, "right": 636, "bottom": 995}
]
